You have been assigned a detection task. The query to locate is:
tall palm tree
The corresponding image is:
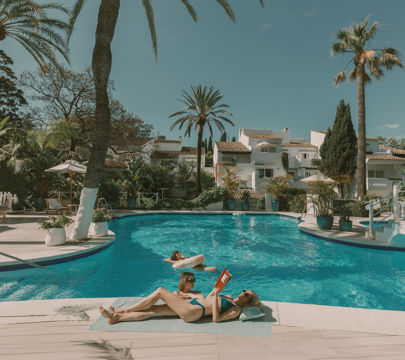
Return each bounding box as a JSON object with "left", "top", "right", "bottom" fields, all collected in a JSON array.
[
  {"left": 0, "top": 0, "right": 70, "bottom": 68},
  {"left": 331, "top": 16, "right": 403, "bottom": 197},
  {"left": 169, "top": 85, "right": 234, "bottom": 193},
  {"left": 68, "top": 0, "right": 264, "bottom": 240}
]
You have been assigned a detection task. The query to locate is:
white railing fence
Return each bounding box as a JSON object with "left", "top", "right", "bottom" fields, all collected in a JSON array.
[{"left": 0, "top": 192, "right": 18, "bottom": 209}]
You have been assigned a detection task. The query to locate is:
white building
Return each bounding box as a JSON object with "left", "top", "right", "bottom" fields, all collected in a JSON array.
[
  {"left": 214, "top": 128, "right": 320, "bottom": 190},
  {"left": 311, "top": 130, "right": 405, "bottom": 197}
]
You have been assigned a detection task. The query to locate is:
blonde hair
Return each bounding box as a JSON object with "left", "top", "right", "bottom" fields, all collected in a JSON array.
[
  {"left": 177, "top": 272, "right": 195, "bottom": 292},
  {"left": 247, "top": 290, "right": 263, "bottom": 310}
]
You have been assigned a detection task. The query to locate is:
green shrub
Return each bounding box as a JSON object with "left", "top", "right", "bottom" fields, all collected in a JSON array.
[
  {"left": 154, "top": 187, "right": 226, "bottom": 210},
  {"left": 256, "top": 195, "right": 265, "bottom": 210},
  {"left": 38, "top": 212, "right": 73, "bottom": 229},
  {"left": 92, "top": 208, "right": 113, "bottom": 222},
  {"left": 288, "top": 194, "right": 307, "bottom": 213},
  {"left": 98, "top": 178, "right": 123, "bottom": 209}
]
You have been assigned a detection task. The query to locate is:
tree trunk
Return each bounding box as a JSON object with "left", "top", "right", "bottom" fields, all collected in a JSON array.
[
  {"left": 356, "top": 64, "right": 367, "bottom": 197},
  {"left": 196, "top": 124, "right": 203, "bottom": 194},
  {"left": 70, "top": 0, "right": 120, "bottom": 240}
]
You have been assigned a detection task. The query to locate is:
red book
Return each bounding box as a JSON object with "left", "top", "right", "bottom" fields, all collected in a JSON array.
[{"left": 214, "top": 269, "right": 232, "bottom": 292}]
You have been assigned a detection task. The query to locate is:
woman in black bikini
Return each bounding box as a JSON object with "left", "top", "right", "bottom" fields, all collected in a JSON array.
[{"left": 99, "top": 286, "right": 262, "bottom": 324}]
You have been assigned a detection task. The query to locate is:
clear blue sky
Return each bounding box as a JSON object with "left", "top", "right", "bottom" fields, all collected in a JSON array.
[{"left": 4, "top": 0, "right": 405, "bottom": 146}]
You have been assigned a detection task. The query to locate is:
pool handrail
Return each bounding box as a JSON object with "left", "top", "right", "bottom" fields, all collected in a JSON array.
[{"left": 0, "top": 251, "right": 47, "bottom": 270}]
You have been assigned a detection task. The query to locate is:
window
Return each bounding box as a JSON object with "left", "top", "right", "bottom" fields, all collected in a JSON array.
[
  {"left": 303, "top": 153, "right": 307, "bottom": 159},
  {"left": 258, "top": 168, "right": 273, "bottom": 178},
  {"left": 222, "top": 155, "right": 237, "bottom": 164},
  {"left": 368, "top": 170, "right": 384, "bottom": 178},
  {"left": 260, "top": 147, "right": 276, "bottom": 153}
]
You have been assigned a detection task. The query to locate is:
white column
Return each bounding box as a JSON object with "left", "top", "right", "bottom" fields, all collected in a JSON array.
[{"left": 393, "top": 184, "right": 399, "bottom": 221}]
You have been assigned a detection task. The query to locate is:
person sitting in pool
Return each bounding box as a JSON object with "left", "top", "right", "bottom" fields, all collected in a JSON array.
[
  {"left": 99, "top": 286, "right": 262, "bottom": 324},
  {"left": 173, "top": 272, "right": 204, "bottom": 300},
  {"left": 163, "top": 250, "right": 218, "bottom": 272}
]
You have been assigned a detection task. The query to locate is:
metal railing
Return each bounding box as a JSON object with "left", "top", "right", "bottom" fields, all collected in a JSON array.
[{"left": 0, "top": 251, "right": 47, "bottom": 270}]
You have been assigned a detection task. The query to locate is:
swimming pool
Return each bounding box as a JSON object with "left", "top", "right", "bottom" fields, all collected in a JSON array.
[{"left": 1, "top": 213, "right": 405, "bottom": 311}]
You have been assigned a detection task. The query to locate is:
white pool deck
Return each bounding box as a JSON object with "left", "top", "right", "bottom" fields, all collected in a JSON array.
[{"left": 1, "top": 211, "right": 405, "bottom": 359}]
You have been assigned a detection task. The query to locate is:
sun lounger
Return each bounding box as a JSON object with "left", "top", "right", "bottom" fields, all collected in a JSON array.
[{"left": 45, "top": 198, "right": 68, "bottom": 214}]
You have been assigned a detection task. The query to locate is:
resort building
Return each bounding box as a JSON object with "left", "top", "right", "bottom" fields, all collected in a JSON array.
[
  {"left": 109, "top": 137, "right": 204, "bottom": 170},
  {"left": 214, "top": 128, "right": 320, "bottom": 190},
  {"left": 311, "top": 130, "right": 405, "bottom": 197}
]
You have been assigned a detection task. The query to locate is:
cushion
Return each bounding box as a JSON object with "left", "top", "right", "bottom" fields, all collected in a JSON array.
[{"left": 239, "top": 306, "right": 265, "bottom": 321}]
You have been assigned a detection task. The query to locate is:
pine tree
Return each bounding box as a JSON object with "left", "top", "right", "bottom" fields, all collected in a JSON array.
[
  {"left": 208, "top": 136, "right": 213, "bottom": 153},
  {"left": 231, "top": 136, "right": 236, "bottom": 142},
  {"left": 320, "top": 99, "right": 357, "bottom": 197},
  {"left": 204, "top": 138, "right": 208, "bottom": 152},
  {"left": 220, "top": 132, "right": 227, "bottom": 142}
]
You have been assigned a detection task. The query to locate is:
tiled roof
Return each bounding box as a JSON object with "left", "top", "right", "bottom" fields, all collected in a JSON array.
[
  {"left": 282, "top": 142, "right": 317, "bottom": 148},
  {"left": 215, "top": 142, "right": 251, "bottom": 153},
  {"left": 155, "top": 139, "right": 181, "bottom": 143},
  {"left": 111, "top": 138, "right": 151, "bottom": 147},
  {"left": 366, "top": 155, "right": 405, "bottom": 161},
  {"left": 313, "top": 130, "right": 379, "bottom": 140},
  {"left": 104, "top": 160, "right": 126, "bottom": 168},
  {"left": 379, "top": 145, "right": 405, "bottom": 155},
  {"left": 233, "top": 190, "right": 260, "bottom": 199},
  {"left": 151, "top": 146, "right": 203, "bottom": 158},
  {"left": 245, "top": 133, "right": 282, "bottom": 140}
]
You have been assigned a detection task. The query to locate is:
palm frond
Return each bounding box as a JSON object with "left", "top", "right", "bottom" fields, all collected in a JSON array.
[
  {"left": 333, "top": 70, "right": 346, "bottom": 87},
  {"left": 80, "top": 339, "right": 134, "bottom": 360},
  {"left": 216, "top": 0, "right": 235, "bottom": 22},
  {"left": 180, "top": 0, "right": 198, "bottom": 22},
  {"left": 55, "top": 304, "right": 94, "bottom": 320},
  {"left": 67, "top": 0, "right": 86, "bottom": 44},
  {"left": 380, "top": 47, "right": 403, "bottom": 70},
  {"left": 348, "top": 67, "right": 357, "bottom": 82},
  {"left": 142, "top": 0, "right": 158, "bottom": 61}
]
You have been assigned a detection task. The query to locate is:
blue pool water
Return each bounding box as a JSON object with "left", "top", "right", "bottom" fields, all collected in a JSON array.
[{"left": 1, "top": 213, "right": 405, "bottom": 311}]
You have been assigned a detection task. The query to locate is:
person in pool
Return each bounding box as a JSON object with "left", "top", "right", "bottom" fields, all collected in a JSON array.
[
  {"left": 99, "top": 286, "right": 262, "bottom": 324},
  {"left": 164, "top": 250, "right": 218, "bottom": 272},
  {"left": 173, "top": 272, "right": 204, "bottom": 301}
]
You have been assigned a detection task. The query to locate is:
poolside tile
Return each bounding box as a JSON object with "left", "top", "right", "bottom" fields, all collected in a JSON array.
[{"left": 276, "top": 302, "right": 362, "bottom": 332}]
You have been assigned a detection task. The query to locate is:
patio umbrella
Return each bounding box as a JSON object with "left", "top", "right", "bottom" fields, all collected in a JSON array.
[
  {"left": 300, "top": 173, "right": 335, "bottom": 184},
  {"left": 45, "top": 160, "right": 87, "bottom": 203},
  {"left": 255, "top": 141, "right": 275, "bottom": 149}
]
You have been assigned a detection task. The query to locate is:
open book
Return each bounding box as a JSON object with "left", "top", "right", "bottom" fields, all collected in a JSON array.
[{"left": 214, "top": 269, "right": 232, "bottom": 292}]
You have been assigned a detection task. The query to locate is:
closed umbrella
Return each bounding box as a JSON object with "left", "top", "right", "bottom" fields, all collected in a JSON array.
[{"left": 45, "top": 160, "right": 87, "bottom": 203}]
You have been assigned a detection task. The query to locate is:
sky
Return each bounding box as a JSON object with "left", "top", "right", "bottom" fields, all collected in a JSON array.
[{"left": 3, "top": 0, "right": 405, "bottom": 146}]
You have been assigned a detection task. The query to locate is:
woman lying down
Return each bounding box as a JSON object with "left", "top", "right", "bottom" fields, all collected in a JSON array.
[{"left": 99, "top": 286, "right": 262, "bottom": 324}]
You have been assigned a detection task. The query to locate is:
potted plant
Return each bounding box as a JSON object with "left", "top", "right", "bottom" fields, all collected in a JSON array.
[
  {"left": 241, "top": 190, "right": 251, "bottom": 211},
  {"left": 89, "top": 208, "right": 112, "bottom": 237},
  {"left": 262, "top": 175, "right": 289, "bottom": 211},
  {"left": 38, "top": 212, "right": 73, "bottom": 246},
  {"left": 218, "top": 164, "right": 239, "bottom": 210},
  {"left": 336, "top": 202, "right": 352, "bottom": 231},
  {"left": 309, "top": 182, "right": 336, "bottom": 230}
]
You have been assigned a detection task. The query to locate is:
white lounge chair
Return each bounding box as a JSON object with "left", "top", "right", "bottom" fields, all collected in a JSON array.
[{"left": 45, "top": 198, "right": 68, "bottom": 214}]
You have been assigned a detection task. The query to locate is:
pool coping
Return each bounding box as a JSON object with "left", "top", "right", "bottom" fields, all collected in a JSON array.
[
  {"left": 0, "top": 233, "right": 115, "bottom": 271},
  {"left": 0, "top": 297, "right": 404, "bottom": 336}
]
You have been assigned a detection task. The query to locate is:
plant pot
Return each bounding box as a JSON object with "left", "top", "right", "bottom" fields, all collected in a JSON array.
[
  {"left": 227, "top": 199, "right": 236, "bottom": 210},
  {"left": 45, "top": 228, "right": 66, "bottom": 246},
  {"left": 33, "top": 197, "right": 45, "bottom": 211},
  {"left": 339, "top": 220, "right": 352, "bottom": 231},
  {"left": 127, "top": 197, "right": 136, "bottom": 210},
  {"left": 242, "top": 202, "right": 250, "bottom": 211},
  {"left": 89, "top": 221, "right": 109, "bottom": 237},
  {"left": 316, "top": 216, "right": 334, "bottom": 230},
  {"left": 271, "top": 199, "right": 280, "bottom": 212}
]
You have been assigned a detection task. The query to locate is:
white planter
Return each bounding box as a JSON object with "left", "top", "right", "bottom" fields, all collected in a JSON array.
[
  {"left": 45, "top": 228, "right": 66, "bottom": 246},
  {"left": 89, "top": 221, "right": 109, "bottom": 237}
]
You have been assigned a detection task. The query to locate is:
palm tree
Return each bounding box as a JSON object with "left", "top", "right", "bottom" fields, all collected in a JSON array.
[
  {"left": 169, "top": 85, "right": 234, "bottom": 193},
  {"left": 68, "top": 0, "right": 264, "bottom": 240},
  {"left": 0, "top": 0, "right": 70, "bottom": 68},
  {"left": 331, "top": 16, "right": 403, "bottom": 197}
]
